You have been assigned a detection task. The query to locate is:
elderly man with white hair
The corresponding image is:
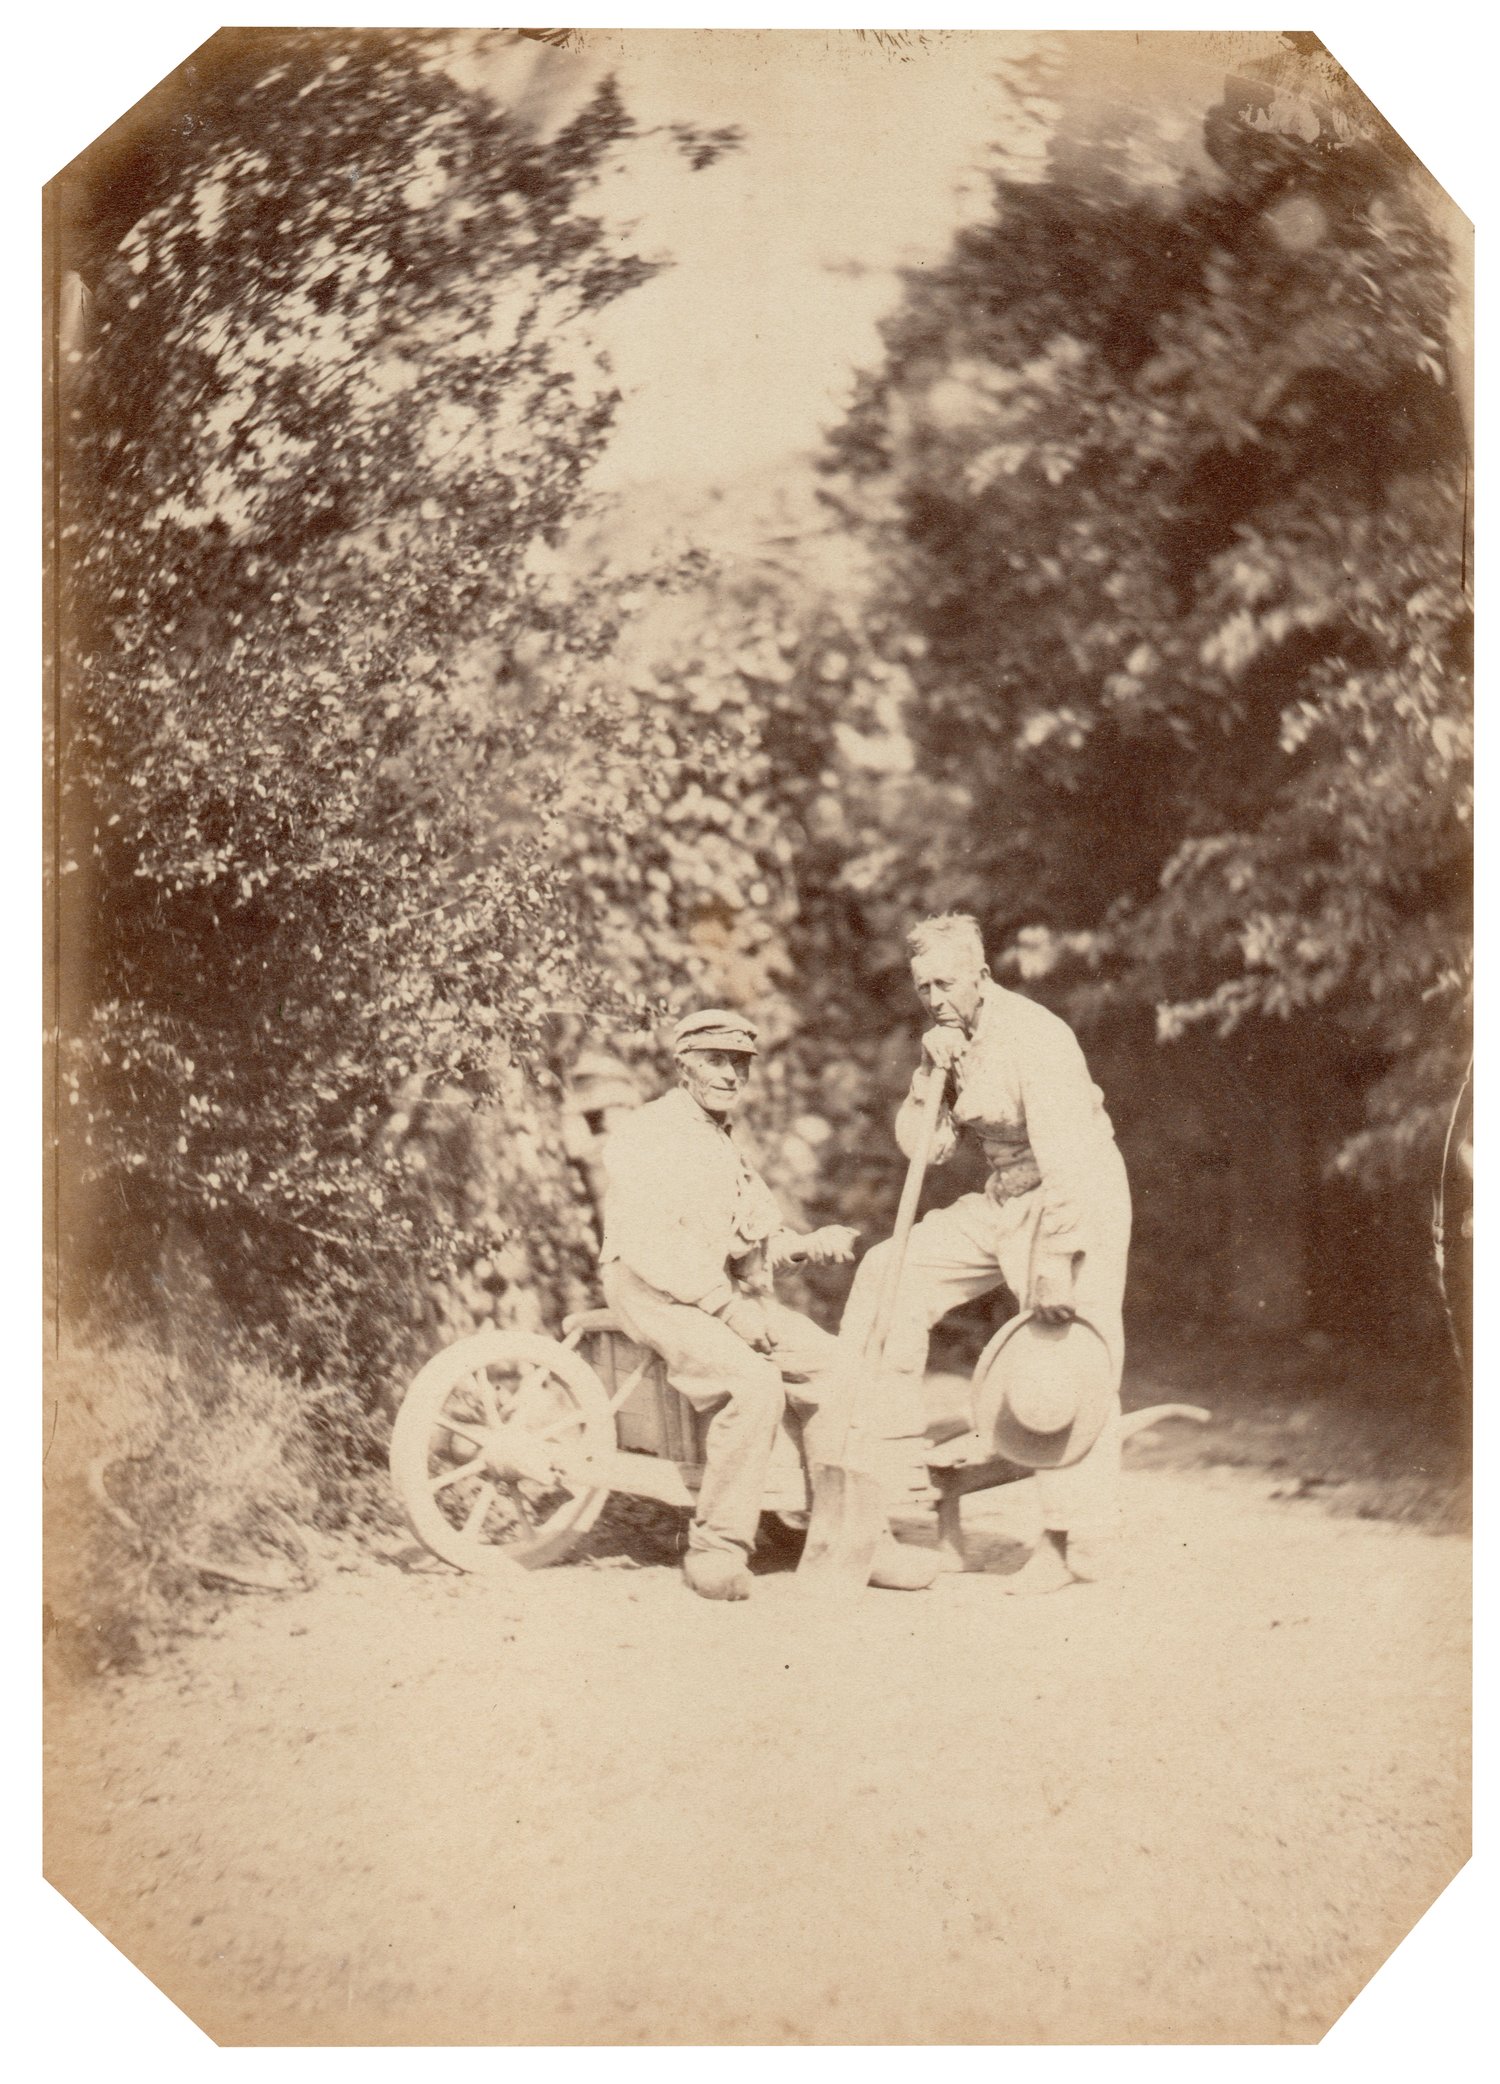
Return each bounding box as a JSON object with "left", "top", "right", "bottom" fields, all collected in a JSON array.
[
  {"left": 841, "top": 915, "right": 1133, "bottom": 1593},
  {"left": 599, "top": 1008, "right": 940, "bottom": 1602}
]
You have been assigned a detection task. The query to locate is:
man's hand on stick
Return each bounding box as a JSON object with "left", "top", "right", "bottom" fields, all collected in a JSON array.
[{"left": 920, "top": 1026, "right": 967, "bottom": 1072}]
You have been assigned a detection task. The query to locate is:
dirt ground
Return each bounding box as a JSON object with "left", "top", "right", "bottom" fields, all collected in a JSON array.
[{"left": 44, "top": 1374, "right": 1470, "bottom": 2049}]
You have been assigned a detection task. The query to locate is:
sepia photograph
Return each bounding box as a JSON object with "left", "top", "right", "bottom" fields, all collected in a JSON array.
[{"left": 41, "top": 18, "right": 1474, "bottom": 2051}]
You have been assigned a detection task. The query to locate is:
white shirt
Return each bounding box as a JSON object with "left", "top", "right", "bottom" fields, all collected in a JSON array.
[
  {"left": 895, "top": 978, "right": 1119, "bottom": 1274},
  {"left": 598, "top": 1086, "right": 788, "bottom": 1312}
]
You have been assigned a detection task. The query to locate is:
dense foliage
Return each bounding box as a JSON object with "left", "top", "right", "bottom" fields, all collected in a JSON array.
[
  {"left": 56, "top": 29, "right": 736, "bottom": 1383},
  {"left": 54, "top": 36, "right": 1471, "bottom": 1408},
  {"left": 823, "top": 77, "right": 1472, "bottom": 1196}
]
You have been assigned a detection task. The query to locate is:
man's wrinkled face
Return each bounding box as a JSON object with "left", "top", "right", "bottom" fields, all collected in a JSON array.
[
  {"left": 677, "top": 1047, "right": 752, "bottom": 1119},
  {"left": 911, "top": 945, "right": 987, "bottom": 1032}
]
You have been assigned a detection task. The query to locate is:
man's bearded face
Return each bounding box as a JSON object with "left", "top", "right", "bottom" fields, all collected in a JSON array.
[
  {"left": 677, "top": 1047, "right": 752, "bottom": 1119},
  {"left": 910, "top": 944, "right": 987, "bottom": 1032}
]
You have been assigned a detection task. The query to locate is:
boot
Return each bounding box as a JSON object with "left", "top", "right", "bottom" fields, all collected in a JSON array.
[
  {"left": 998, "top": 1528, "right": 1074, "bottom": 1596},
  {"left": 684, "top": 1548, "right": 754, "bottom": 1602},
  {"left": 1057, "top": 1531, "right": 1114, "bottom": 1582},
  {"left": 868, "top": 1533, "right": 940, "bottom": 1591}
]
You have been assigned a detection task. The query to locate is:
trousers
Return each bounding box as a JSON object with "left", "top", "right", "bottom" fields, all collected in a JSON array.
[
  {"left": 601, "top": 1261, "right": 861, "bottom": 1558},
  {"left": 839, "top": 1145, "right": 1131, "bottom": 1538}
]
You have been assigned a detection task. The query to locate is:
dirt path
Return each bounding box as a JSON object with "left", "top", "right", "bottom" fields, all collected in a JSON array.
[{"left": 45, "top": 1459, "right": 1468, "bottom": 2046}]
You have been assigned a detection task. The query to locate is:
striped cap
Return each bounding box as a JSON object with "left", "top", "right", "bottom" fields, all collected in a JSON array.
[{"left": 671, "top": 1007, "right": 759, "bottom": 1057}]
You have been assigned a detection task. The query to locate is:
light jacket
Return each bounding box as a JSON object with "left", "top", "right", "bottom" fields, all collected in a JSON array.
[
  {"left": 599, "top": 1086, "right": 789, "bottom": 1314},
  {"left": 894, "top": 978, "right": 1119, "bottom": 1288}
]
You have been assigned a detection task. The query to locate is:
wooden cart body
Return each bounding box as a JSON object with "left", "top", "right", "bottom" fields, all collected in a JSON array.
[{"left": 559, "top": 1307, "right": 813, "bottom": 1518}]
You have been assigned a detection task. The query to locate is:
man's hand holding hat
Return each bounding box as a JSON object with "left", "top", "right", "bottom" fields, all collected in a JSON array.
[{"left": 1029, "top": 1251, "right": 1079, "bottom": 1326}]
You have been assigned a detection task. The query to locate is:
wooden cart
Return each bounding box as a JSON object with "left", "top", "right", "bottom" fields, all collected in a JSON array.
[{"left": 388, "top": 1309, "right": 1209, "bottom": 1576}]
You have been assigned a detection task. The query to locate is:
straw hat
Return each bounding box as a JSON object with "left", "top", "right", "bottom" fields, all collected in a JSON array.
[{"left": 973, "top": 1311, "right": 1113, "bottom": 1469}]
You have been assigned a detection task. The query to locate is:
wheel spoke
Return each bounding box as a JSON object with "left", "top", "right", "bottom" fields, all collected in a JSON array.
[
  {"left": 432, "top": 1452, "right": 488, "bottom": 1493},
  {"left": 500, "top": 1362, "right": 556, "bottom": 1422},
  {"left": 510, "top": 1366, "right": 588, "bottom": 1445},
  {"left": 437, "top": 1408, "right": 488, "bottom": 1449},
  {"left": 461, "top": 1481, "right": 497, "bottom": 1540},
  {"left": 501, "top": 1479, "right": 544, "bottom": 1533},
  {"left": 532, "top": 1408, "right": 585, "bottom": 1444},
  {"left": 471, "top": 1369, "right": 503, "bottom": 1428}
]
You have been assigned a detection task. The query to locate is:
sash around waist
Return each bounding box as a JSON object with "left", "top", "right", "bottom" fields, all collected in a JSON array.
[
  {"left": 983, "top": 1150, "right": 1044, "bottom": 1204},
  {"left": 978, "top": 1128, "right": 1123, "bottom": 1206}
]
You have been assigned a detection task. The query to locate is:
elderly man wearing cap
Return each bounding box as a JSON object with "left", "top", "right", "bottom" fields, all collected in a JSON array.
[
  {"left": 599, "top": 1008, "right": 939, "bottom": 1601},
  {"left": 841, "top": 915, "right": 1132, "bottom": 1594}
]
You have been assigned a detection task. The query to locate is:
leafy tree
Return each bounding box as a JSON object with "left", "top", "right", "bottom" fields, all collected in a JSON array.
[
  {"left": 822, "top": 67, "right": 1471, "bottom": 1248},
  {"left": 54, "top": 29, "right": 732, "bottom": 1386}
]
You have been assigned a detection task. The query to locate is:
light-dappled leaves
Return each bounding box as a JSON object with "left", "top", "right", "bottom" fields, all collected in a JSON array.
[{"left": 822, "top": 73, "right": 1470, "bottom": 1190}]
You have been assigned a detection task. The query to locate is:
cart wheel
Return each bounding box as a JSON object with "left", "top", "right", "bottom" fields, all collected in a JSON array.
[{"left": 390, "top": 1329, "right": 614, "bottom": 1574}]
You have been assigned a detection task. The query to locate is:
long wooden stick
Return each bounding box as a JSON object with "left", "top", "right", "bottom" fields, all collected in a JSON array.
[
  {"left": 867, "top": 1060, "right": 948, "bottom": 1360},
  {"left": 830, "top": 1058, "right": 947, "bottom": 1463},
  {"left": 798, "top": 1060, "right": 949, "bottom": 1587}
]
